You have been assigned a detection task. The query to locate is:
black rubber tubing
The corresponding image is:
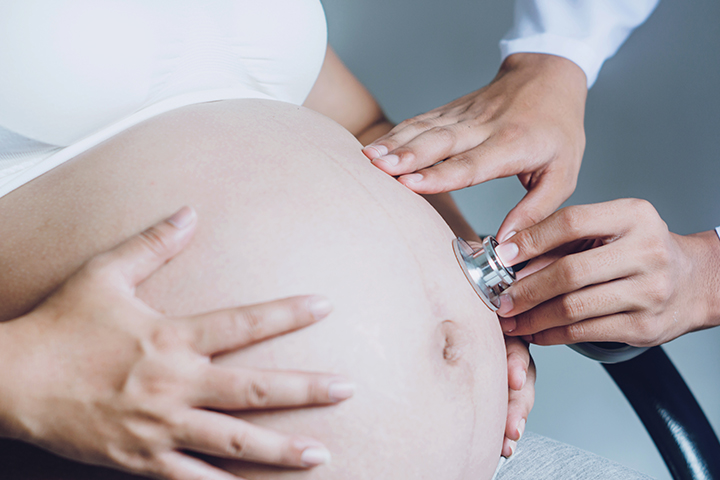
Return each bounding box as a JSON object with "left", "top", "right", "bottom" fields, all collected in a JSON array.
[{"left": 603, "top": 346, "right": 720, "bottom": 480}]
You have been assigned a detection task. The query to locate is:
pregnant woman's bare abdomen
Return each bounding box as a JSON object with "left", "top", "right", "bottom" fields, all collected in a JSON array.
[{"left": 0, "top": 100, "right": 506, "bottom": 479}]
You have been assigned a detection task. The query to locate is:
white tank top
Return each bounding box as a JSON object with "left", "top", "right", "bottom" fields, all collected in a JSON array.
[{"left": 0, "top": 0, "right": 327, "bottom": 197}]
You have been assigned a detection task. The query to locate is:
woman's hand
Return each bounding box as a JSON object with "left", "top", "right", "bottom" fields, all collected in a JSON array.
[
  {"left": 494, "top": 199, "right": 720, "bottom": 346},
  {"left": 502, "top": 337, "right": 535, "bottom": 457},
  {"left": 363, "top": 53, "right": 588, "bottom": 241},
  {"left": 0, "top": 207, "right": 353, "bottom": 480}
]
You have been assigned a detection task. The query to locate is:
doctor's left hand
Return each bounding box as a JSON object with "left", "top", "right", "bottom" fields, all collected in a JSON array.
[{"left": 363, "top": 53, "right": 587, "bottom": 241}]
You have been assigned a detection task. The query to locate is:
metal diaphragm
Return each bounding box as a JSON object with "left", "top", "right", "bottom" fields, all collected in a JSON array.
[{"left": 452, "top": 236, "right": 515, "bottom": 311}]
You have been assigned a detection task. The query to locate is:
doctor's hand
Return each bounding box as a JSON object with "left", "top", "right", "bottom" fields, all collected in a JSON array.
[
  {"left": 0, "top": 208, "right": 352, "bottom": 480},
  {"left": 363, "top": 53, "right": 587, "bottom": 241},
  {"left": 493, "top": 199, "right": 720, "bottom": 346},
  {"left": 502, "top": 336, "right": 535, "bottom": 457}
]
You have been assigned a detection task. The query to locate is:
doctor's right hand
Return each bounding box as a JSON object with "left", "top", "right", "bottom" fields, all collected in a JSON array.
[
  {"left": 493, "top": 199, "right": 720, "bottom": 347},
  {"left": 0, "top": 208, "right": 353, "bottom": 480}
]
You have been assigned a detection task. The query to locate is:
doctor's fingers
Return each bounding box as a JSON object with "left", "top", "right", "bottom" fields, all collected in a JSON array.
[
  {"left": 495, "top": 200, "right": 655, "bottom": 268},
  {"left": 181, "top": 295, "right": 333, "bottom": 356},
  {"left": 363, "top": 100, "right": 470, "bottom": 160},
  {"left": 174, "top": 410, "right": 331, "bottom": 468},
  {"left": 366, "top": 120, "right": 493, "bottom": 177},
  {"left": 190, "top": 366, "right": 354, "bottom": 410},
  {"left": 495, "top": 166, "right": 577, "bottom": 242},
  {"left": 525, "top": 310, "right": 666, "bottom": 347},
  {"left": 505, "top": 278, "right": 647, "bottom": 337},
  {"left": 497, "top": 240, "right": 644, "bottom": 318},
  {"left": 392, "top": 131, "right": 540, "bottom": 194},
  {"left": 511, "top": 238, "right": 597, "bottom": 281}
]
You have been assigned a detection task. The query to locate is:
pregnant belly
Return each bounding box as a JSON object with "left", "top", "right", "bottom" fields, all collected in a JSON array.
[{"left": 0, "top": 99, "right": 506, "bottom": 479}]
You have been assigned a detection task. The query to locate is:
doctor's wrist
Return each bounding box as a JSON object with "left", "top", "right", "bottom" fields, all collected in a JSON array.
[
  {"left": 684, "top": 230, "right": 720, "bottom": 332},
  {"left": 499, "top": 53, "right": 587, "bottom": 95}
]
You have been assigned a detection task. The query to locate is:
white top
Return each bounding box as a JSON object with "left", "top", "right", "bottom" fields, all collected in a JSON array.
[
  {"left": 0, "top": 0, "right": 327, "bottom": 198},
  {"left": 501, "top": 0, "right": 660, "bottom": 87}
]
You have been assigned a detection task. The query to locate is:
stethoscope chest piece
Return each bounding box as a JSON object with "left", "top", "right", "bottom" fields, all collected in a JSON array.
[{"left": 453, "top": 236, "right": 516, "bottom": 311}]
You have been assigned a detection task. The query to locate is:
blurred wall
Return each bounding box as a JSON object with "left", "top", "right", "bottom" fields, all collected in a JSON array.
[{"left": 321, "top": 1, "right": 720, "bottom": 479}]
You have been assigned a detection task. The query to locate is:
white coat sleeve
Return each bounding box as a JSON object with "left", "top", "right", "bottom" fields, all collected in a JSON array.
[{"left": 500, "top": 0, "right": 660, "bottom": 88}]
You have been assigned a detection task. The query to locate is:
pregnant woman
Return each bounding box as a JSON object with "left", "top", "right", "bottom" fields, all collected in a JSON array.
[{"left": 0, "top": 1, "right": 507, "bottom": 478}]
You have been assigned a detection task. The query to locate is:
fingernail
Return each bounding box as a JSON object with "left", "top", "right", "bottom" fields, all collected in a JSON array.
[
  {"left": 498, "top": 230, "right": 517, "bottom": 243},
  {"left": 495, "top": 242, "right": 519, "bottom": 266},
  {"left": 328, "top": 382, "right": 356, "bottom": 402},
  {"left": 503, "top": 440, "right": 517, "bottom": 458},
  {"left": 516, "top": 418, "right": 526, "bottom": 440},
  {"left": 500, "top": 317, "right": 516, "bottom": 333},
  {"left": 375, "top": 154, "right": 399, "bottom": 167},
  {"left": 308, "top": 296, "right": 333, "bottom": 320},
  {"left": 167, "top": 206, "right": 195, "bottom": 229},
  {"left": 365, "top": 144, "right": 388, "bottom": 159},
  {"left": 301, "top": 447, "right": 332, "bottom": 466},
  {"left": 401, "top": 173, "right": 423, "bottom": 184},
  {"left": 497, "top": 294, "right": 513, "bottom": 316}
]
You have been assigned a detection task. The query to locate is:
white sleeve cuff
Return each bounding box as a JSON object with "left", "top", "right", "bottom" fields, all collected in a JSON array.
[
  {"left": 500, "top": 34, "right": 602, "bottom": 88},
  {"left": 715, "top": 226, "right": 720, "bottom": 242}
]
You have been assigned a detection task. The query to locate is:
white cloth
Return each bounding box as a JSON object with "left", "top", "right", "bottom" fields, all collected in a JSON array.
[
  {"left": 500, "top": 0, "right": 660, "bottom": 87},
  {"left": 0, "top": 0, "right": 327, "bottom": 198},
  {"left": 715, "top": 226, "right": 720, "bottom": 242}
]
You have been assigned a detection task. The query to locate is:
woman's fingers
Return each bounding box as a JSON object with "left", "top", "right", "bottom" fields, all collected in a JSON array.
[
  {"left": 89, "top": 206, "right": 198, "bottom": 289},
  {"left": 187, "top": 295, "right": 332, "bottom": 356},
  {"left": 502, "top": 337, "right": 535, "bottom": 457},
  {"left": 506, "top": 336, "right": 531, "bottom": 392},
  {"left": 175, "top": 410, "right": 331, "bottom": 468},
  {"left": 154, "top": 452, "right": 247, "bottom": 480},
  {"left": 193, "top": 367, "right": 354, "bottom": 410}
]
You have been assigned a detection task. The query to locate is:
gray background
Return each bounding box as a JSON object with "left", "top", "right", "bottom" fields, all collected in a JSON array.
[{"left": 321, "top": 1, "right": 720, "bottom": 479}]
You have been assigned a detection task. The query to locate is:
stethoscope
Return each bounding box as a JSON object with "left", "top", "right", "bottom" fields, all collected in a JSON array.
[{"left": 452, "top": 236, "right": 647, "bottom": 363}]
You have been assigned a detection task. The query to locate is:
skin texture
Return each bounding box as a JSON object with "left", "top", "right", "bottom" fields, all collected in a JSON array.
[
  {"left": 494, "top": 199, "right": 720, "bottom": 346},
  {"left": 0, "top": 207, "right": 353, "bottom": 480},
  {"left": 304, "top": 48, "right": 546, "bottom": 456},
  {"left": 0, "top": 99, "right": 507, "bottom": 479},
  {"left": 362, "top": 52, "right": 588, "bottom": 242},
  {"left": 306, "top": 48, "right": 537, "bottom": 455}
]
